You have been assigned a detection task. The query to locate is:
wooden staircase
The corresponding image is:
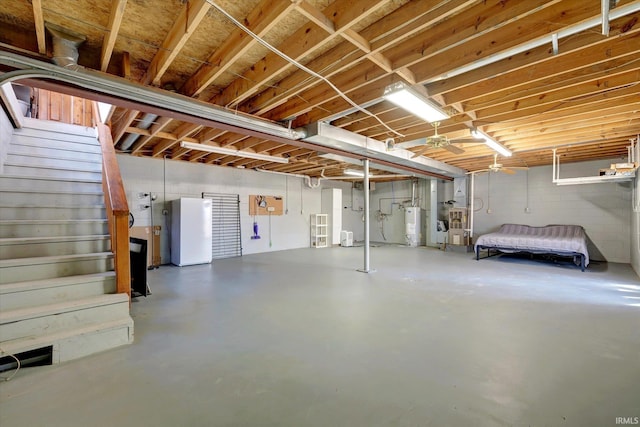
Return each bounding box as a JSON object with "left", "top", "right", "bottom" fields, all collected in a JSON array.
[{"left": 0, "top": 118, "right": 133, "bottom": 365}]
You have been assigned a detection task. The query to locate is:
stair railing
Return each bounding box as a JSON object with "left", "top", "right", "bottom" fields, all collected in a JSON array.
[{"left": 92, "top": 103, "right": 131, "bottom": 298}]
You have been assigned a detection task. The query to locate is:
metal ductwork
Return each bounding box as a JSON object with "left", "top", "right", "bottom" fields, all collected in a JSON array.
[
  {"left": 45, "top": 23, "right": 86, "bottom": 69},
  {"left": 302, "top": 122, "right": 466, "bottom": 178},
  {"left": 0, "top": 52, "right": 304, "bottom": 142},
  {"left": 119, "top": 113, "right": 158, "bottom": 151}
]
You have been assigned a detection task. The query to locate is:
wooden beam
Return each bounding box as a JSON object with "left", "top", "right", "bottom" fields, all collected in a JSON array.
[
  {"left": 472, "top": 70, "right": 640, "bottom": 121},
  {"left": 143, "top": 0, "right": 210, "bottom": 86},
  {"left": 152, "top": 123, "right": 202, "bottom": 157},
  {"left": 111, "top": 109, "right": 139, "bottom": 146},
  {"left": 211, "top": 0, "right": 388, "bottom": 108},
  {"left": 199, "top": 128, "right": 227, "bottom": 143},
  {"left": 451, "top": 34, "right": 640, "bottom": 106},
  {"left": 486, "top": 104, "right": 640, "bottom": 135},
  {"left": 405, "top": 2, "right": 605, "bottom": 83},
  {"left": 425, "top": 13, "right": 640, "bottom": 97},
  {"left": 181, "top": 0, "right": 295, "bottom": 97},
  {"left": 100, "top": 0, "right": 128, "bottom": 72},
  {"left": 32, "top": 0, "right": 46, "bottom": 54},
  {"left": 289, "top": 74, "right": 397, "bottom": 126},
  {"left": 293, "top": 0, "right": 335, "bottom": 33},
  {"left": 130, "top": 116, "right": 173, "bottom": 154},
  {"left": 243, "top": 0, "right": 472, "bottom": 115},
  {"left": 264, "top": 61, "right": 386, "bottom": 121},
  {"left": 121, "top": 51, "right": 131, "bottom": 78}
]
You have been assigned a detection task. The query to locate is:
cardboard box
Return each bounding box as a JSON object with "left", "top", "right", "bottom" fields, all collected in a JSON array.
[
  {"left": 611, "top": 162, "right": 638, "bottom": 169},
  {"left": 615, "top": 168, "right": 635, "bottom": 176},
  {"left": 130, "top": 225, "right": 161, "bottom": 267}
]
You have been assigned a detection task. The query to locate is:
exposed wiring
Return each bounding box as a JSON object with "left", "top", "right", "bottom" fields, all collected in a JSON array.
[
  {"left": 378, "top": 197, "right": 411, "bottom": 215},
  {"left": 204, "top": 0, "right": 404, "bottom": 138},
  {"left": 0, "top": 348, "right": 20, "bottom": 381}
]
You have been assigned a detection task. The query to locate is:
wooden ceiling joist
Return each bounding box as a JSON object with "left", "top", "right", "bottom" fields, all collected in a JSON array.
[
  {"left": 31, "top": 0, "right": 46, "bottom": 55},
  {"left": 244, "top": 0, "right": 475, "bottom": 115},
  {"left": 210, "top": 0, "right": 388, "bottom": 108},
  {"left": 142, "top": 0, "right": 210, "bottom": 86},
  {"left": 152, "top": 123, "right": 202, "bottom": 157},
  {"left": 4, "top": 0, "right": 638, "bottom": 175},
  {"left": 100, "top": 0, "right": 128, "bottom": 72},
  {"left": 181, "top": 0, "right": 296, "bottom": 97},
  {"left": 130, "top": 116, "right": 173, "bottom": 154}
]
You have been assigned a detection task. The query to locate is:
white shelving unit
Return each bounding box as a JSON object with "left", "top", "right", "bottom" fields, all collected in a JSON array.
[{"left": 310, "top": 214, "right": 328, "bottom": 248}]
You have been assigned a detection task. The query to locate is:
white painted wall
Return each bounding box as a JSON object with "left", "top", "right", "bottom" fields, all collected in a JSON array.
[
  {"left": 632, "top": 173, "right": 640, "bottom": 276},
  {"left": 117, "top": 155, "right": 322, "bottom": 264},
  {"left": 321, "top": 188, "right": 342, "bottom": 245},
  {"left": 323, "top": 180, "right": 365, "bottom": 242},
  {"left": 0, "top": 105, "right": 13, "bottom": 174},
  {"left": 360, "top": 179, "right": 430, "bottom": 245},
  {"left": 472, "top": 159, "right": 632, "bottom": 263}
]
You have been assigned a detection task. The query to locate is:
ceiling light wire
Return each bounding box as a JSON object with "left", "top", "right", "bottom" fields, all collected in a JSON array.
[{"left": 204, "top": 0, "right": 404, "bottom": 138}]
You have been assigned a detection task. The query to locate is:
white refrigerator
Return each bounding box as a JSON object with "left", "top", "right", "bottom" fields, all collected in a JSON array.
[{"left": 171, "top": 198, "right": 213, "bottom": 266}]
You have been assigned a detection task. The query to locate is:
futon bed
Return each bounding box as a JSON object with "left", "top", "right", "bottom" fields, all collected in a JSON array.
[{"left": 474, "top": 224, "right": 589, "bottom": 271}]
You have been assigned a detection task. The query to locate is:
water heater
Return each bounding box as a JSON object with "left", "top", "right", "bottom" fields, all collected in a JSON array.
[{"left": 405, "top": 207, "right": 421, "bottom": 247}]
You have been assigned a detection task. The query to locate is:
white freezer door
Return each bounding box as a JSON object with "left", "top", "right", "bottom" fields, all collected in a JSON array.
[{"left": 172, "top": 198, "right": 213, "bottom": 266}]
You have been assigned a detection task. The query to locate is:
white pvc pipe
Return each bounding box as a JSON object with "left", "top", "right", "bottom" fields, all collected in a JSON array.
[{"left": 254, "top": 167, "right": 322, "bottom": 188}]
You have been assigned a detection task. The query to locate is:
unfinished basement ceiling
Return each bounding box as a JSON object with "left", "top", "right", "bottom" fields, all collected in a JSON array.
[{"left": 1, "top": 0, "right": 639, "bottom": 178}]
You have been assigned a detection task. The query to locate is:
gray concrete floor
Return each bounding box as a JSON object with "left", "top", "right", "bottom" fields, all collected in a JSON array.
[{"left": 1, "top": 246, "right": 639, "bottom": 427}]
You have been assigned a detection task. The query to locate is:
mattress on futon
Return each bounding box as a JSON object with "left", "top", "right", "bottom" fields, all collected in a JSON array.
[{"left": 474, "top": 224, "right": 589, "bottom": 266}]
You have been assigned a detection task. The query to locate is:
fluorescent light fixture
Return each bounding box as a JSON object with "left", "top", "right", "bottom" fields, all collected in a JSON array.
[
  {"left": 383, "top": 82, "right": 449, "bottom": 123},
  {"left": 472, "top": 129, "right": 512, "bottom": 157},
  {"left": 344, "top": 168, "right": 365, "bottom": 177},
  {"left": 180, "top": 141, "right": 289, "bottom": 164}
]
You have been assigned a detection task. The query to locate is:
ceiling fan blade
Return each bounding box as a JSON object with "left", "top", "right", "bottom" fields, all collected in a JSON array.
[
  {"left": 501, "top": 168, "right": 516, "bottom": 174},
  {"left": 411, "top": 145, "right": 432, "bottom": 158},
  {"left": 443, "top": 144, "right": 465, "bottom": 154},
  {"left": 449, "top": 137, "right": 483, "bottom": 144}
]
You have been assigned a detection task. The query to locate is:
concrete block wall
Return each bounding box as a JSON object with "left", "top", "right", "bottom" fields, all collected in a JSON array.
[
  {"left": 472, "top": 159, "right": 632, "bottom": 263},
  {"left": 117, "top": 155, "right": 322, "bottom": 263},
  {"left": 327, "top": 179, "right": 431, "bottom": 245}
]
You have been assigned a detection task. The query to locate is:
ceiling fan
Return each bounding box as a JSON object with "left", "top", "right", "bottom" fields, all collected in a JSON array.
[
  {"left": 392, "top": 122, "right": 482, "bottom": 157},
  {"left": 470, "top": 154, "right": 528, "bottom": 175}
]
